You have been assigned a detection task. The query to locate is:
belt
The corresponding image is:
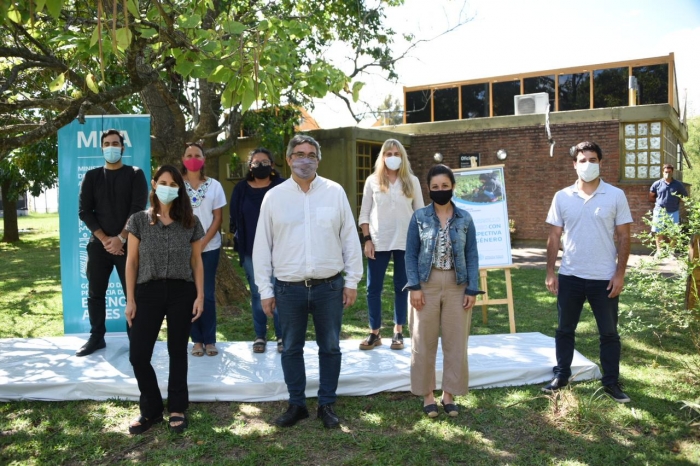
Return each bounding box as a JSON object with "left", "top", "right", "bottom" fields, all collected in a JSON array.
[{"left": 277, "top": 273, "right": 342, "bottom": 287}]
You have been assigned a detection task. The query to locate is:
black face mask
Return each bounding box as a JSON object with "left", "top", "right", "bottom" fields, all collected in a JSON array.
[
  {"left": 251, "top": 165, "right": 272, "bottom": 179},
  {"left": 430, "top": 189, "right": 453, "bottom": 206}
]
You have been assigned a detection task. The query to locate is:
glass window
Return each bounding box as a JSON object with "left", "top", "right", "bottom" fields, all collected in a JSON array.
[
  {"left": 558, "top": 73, "right": 590, "bottom": 111},
  {"left": 405, "top": 90, "right": 432, "bottom": 123},
  {"left": 593, "top": 67, "right": 628, "bottom": 108},
  {"left": 433, "top": 88, "right": 459, "bottom": 122},
  {"left": 356, "top": 142, "right": 382, "bottom": 217},
  {"left": 633, "top": 64, "right": 668, "bottom": 105},
  {"left": 622, "top": 121, "right": 669, "bottom": 180},
  {"left": 523, "top": 76, "right": 555, "bottom": 110},
  {"left": 461, "top": 83, "right": 489, "bottom": 119},
  {"left": 492, "top": 80, "right": 520, "bottom": 116}
]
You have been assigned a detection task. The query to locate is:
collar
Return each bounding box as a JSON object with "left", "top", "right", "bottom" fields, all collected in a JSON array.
[
  {"left": 426, "top": 201, "right": 463, "bottom": 219},
  {"left": 571, "top": 178, "right": 607, "bottom": 195},
  {"left": 290, "top": 174, "right": 319, "bottom": 192}
]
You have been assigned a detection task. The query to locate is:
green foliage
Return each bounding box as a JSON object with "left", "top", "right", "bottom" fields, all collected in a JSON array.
[
  {"left": 1, "top": 0, "right": 408, "bottom": 160},
  {"left": 240, "top": 106, "right": 300, "bottom": 159},
  {"left": 374, "top": 94, "right": 403, "bottom": 125},
  {"left": 0, "top": 136, "right": 58, "bottom": 202},
  {"left": 683, "top": 116, "right": 700, "bottom": 199},
  {"left": 627, "top": 195, "right": 700, "bottom": 365}
]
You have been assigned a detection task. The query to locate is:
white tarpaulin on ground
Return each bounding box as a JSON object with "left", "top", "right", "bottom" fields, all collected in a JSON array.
[{"left": 0, "top": 332, "right": 601, "bottom": 402}]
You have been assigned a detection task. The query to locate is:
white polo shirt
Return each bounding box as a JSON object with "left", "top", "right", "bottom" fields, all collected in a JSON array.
[{"left": 546, "top": 179, "right": 633, "bottom": 280}]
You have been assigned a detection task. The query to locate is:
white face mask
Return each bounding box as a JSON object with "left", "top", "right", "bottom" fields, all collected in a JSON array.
[
  {"left": 576, "top": 161, "right": 600, "bottom": 182},
  {"left": 384, "top": 155, "right": 402, "bottom": 171}
]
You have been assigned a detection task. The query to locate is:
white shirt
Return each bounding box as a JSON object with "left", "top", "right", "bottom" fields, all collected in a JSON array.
[
  {"left": 358, "top": 174, "right": 424, "bottom": 251},
  {"left": 252, "top": 175, "right": 364, "bottom": 300},
  {"left": 186, "top": 178, "right": 227, "bottom": 253},
  {"left": 546, "top": 179, "right": 633, "bottom": 280}
]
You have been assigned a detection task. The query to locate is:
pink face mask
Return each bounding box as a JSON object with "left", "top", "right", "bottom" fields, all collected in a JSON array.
[{"left": 183, "top": 157, "right": 204, "bottom": 172}]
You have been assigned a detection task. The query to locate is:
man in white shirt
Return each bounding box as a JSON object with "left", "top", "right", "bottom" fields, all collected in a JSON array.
[
  {"left": 543, "top": 141, "right": 633, "bottom": 403},
  {"left": 253, "top": 134, "right": 363, "bottom": 428}
]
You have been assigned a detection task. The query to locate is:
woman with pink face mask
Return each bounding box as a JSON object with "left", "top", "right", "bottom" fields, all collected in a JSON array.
[
  {"left": 358, "top": 139, "right": 424, "bottom": 352},
  {"left": 181, "top": 142, "right": 227, "bottom": 357}
]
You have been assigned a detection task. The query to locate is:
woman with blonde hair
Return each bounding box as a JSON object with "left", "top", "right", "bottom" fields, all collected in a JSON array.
[{"left": 358, "top": 139, "right": 424, "bottom": 351}]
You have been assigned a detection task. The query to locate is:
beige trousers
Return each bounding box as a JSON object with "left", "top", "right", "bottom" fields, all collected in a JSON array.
[{"left": 409, "top": 268, "right": 472, "bottom": 396}]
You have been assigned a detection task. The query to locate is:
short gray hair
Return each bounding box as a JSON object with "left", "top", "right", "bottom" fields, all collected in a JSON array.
[{"left": 286, "top": 134, "right": 322, "bottom": 161}]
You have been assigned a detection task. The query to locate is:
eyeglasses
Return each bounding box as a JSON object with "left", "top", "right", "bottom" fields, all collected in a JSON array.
[
  {"left": 290, "top": 152, "right": 318, "bottom": 160},
  {"left": 250, "top": 161, "right": 272, "bottom": 168}
]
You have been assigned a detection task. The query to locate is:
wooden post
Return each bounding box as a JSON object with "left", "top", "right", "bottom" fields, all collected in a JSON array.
[{"left": 476, "top": 266, "right": 517, "bottom": 333}]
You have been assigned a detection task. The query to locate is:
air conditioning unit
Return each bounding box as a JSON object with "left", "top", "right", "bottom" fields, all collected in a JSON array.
[{"left": 514, "top": 92, "right": 549, "bottom": 115}]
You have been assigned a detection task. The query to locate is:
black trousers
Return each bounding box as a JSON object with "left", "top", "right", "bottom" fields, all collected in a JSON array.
[
  {"left": 86, "top": 239, "right": 127, "bottom": 338},
  {"left": 129, "top": 279, "right": 196, "bottom": 418}
]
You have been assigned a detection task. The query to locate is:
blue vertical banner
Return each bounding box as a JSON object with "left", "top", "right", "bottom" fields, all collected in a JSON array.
[{"left": 58, "top": 115, "right": 151, "bottom": 334}]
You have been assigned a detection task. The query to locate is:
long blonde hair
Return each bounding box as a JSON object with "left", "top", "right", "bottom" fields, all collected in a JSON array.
[{"left": 373, "top": 139, "right": 415, "bottom": 198}]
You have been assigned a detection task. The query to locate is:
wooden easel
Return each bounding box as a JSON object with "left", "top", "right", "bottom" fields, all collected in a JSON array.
[{"left": 475, "top": 265, "right": 517, "bottom": 333}]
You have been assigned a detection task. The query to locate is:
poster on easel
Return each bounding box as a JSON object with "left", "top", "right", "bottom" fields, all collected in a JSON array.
[{"left": 453, "top": 165, "right": 512, "bottom": 268}]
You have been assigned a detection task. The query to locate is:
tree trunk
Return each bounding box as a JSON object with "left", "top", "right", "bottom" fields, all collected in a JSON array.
[
  {"left": 1, "top": 180, "right": 19, "bottom": 243},
  {"left": 215, "top": 247, "right": 249, "bottom": 306}
]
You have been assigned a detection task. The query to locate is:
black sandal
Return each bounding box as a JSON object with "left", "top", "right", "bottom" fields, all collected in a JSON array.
[
  {"left": 168, "top": 414, "right": 188, "bottom": 434},
  {"left": 440, "top": 399, "right": 459, "bottom": 417},
  {"left": 253, "top": 337, "right": 266, "bottom": 353},
  {"left": 423, "top": 404, "right": 439, "bottom": 418},
  {"left": 128, "top": 415, "right": 163, "bottom": 435},
  {"left": 277, "top": 338, "right": 284, "bottom": 354}
]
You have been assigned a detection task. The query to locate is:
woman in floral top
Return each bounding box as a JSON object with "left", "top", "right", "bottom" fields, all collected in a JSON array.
[
  {"left": 404, "top": 164, "right": 482, "bottom": 418},
  {"left": 181, "top": 142, "right": 227, "bottom": 357}
]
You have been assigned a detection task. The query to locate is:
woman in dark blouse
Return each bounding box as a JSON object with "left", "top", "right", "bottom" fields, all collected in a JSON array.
[
  {"left": 229, "top": 148, "right": 285, "bottom": 353},
  {"left": 125, "top": 165, "right": 205, "bottom": 435}
]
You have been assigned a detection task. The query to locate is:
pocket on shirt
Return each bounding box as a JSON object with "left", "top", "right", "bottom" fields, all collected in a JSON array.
[{"left": 316, "top": 207, "right": 336, "bottom": 228}]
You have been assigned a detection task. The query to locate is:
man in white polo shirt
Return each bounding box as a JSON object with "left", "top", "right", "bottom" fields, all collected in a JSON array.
[
  {"left": 543, "top": 141, "right": 633, "bottom": 403},
  {"left": 253, "top": 134, "right": 363, "bottom": 428}
]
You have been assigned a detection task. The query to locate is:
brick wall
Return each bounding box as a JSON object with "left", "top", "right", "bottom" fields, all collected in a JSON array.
[{"left": 407, "top": 120, "right": 655, "bottom": 243}]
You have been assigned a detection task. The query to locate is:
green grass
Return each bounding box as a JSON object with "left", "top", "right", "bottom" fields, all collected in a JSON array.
[{"left": 1, "top": 214, "right": 699, "bottom": 465}]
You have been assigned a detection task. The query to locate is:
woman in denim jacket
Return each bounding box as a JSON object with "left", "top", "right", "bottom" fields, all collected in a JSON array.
[{"left": 405, "top": 164, "right": 482, "bottom": 418}]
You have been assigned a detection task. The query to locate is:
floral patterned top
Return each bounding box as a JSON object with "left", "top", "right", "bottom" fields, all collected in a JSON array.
[
  {"left": 185, "top": 178, "right": 213, "bottom": 208},
  {"left": 432, "top": 218, "right": 454, "bottom": 270}
]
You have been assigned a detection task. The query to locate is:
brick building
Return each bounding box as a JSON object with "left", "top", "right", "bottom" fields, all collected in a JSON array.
[{"left": 219, "top": 54, "right": 689, "bottom": 246}]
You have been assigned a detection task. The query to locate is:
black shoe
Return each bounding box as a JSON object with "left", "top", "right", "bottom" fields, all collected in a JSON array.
[
  {"left": 422, "top": 403, "right": 439, "bottom": 418},
  {"left": 604, "top": 382, "right": 631, "bottom": 403},
  {"left": 359, "top": 332, "right": 381, "bottom": 350},
  {"left": 541, "top": 377, "right": 568, "bottom": 393},
  {"left": 274, "top": 404, "right": 309, "bottom": 427},
  {"left": 440, "top": 399, "right": 459, "bottom": 417},
  {"left": 75, "top": 337, "right": 106, "bottom": 357},
  {"left": 317, "top": 404, "right": 340, "bottom": 428},
  {"left": 390, "top": 332, "right": 404, "bottom": 350}
]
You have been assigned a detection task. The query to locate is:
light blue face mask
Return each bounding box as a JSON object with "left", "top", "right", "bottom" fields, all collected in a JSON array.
[
  {"left": 103, "top": 147, "right": 122, "bottom": 164},
  {"left": 155, "top": 185, "right": 179, "bottom": 205}
]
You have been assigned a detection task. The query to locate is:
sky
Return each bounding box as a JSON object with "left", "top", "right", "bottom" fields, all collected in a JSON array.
[{"left": 310, "top": 0, "right": 700, "bottom": 128}]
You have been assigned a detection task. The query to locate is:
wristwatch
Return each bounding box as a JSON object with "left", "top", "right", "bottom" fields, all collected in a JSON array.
[
  {"left": 117, "top": 234, "right": 127, "bottom": 244},
  {"left": 363, "top": 235, "right": 372, "bottom": 243}
]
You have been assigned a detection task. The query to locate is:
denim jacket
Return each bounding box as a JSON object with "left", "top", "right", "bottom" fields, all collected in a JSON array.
[{"left": 404, "top": 202, "right": 481, "bottom": 295}]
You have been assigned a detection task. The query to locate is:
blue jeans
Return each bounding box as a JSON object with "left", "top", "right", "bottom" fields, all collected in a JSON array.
[
  {"left": 190, "top": 248, "right": 220, "bottom": 345},
  {"left": 242, "top": 255, "right": 280, "bottom": 339},
  {"left": 366, "top": 250, "right": 408, "bottom": 330},
  {"left": 554, "top": 274, "right": 621, "bottom": 386},
  {"left": 275, "top": 274, "right": 345, "bottom": 407}
]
